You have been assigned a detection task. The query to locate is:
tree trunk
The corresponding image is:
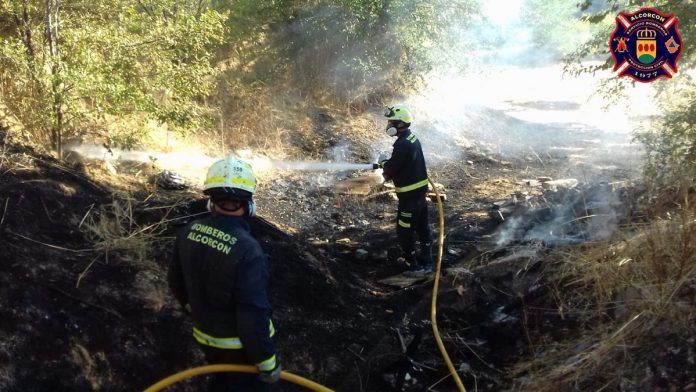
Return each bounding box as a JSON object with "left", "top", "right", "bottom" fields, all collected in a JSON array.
[
  {"left": 45, "top": 0, "right": 63, "bottom": 158},
  {"left": 19, "top": 0, "right": 36, "bottom": 59},
  {"left": 14, "top": 0, "right": 44, "bottom": 93}
]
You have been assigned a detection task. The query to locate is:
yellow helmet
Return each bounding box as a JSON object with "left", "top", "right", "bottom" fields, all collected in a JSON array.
[
  {"left": 384, "top": 105, "right": 413, "bottom": 123},
  {"left": 203, "top": 155, "right": 257, "bottom": 200}
]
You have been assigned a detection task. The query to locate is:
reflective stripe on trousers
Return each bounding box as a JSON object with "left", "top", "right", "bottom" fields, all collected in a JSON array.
[
  {"left": 396, "top": 196, "right": 433, "bottom": 260},
  {"left": 192, "top": 320, "right": 276, "bottom": 349},
  {"left": 256, "top": 354, "right": 277, "bottom": 372}
]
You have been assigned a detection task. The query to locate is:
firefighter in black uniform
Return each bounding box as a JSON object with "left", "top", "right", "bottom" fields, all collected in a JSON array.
[
  {"left": 377, "top": 105, "right": 433, "bottom": 276},
  {"left": 168, "top": 156, "right": 280, "bottom": 391}
]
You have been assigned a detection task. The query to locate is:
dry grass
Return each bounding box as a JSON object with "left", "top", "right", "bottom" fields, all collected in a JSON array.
[
  {"left": 207, "top": 83, "right": 293, "bottom": 157},
  {"left": 203, "top": 76, "right": 384, "bottom": 161},
  {"left": 513, "top": 192, "right": 696, "bottom": 390},
  {"left": 0, "top": 142, "right": 7, "bottom": 174},
  {"left": 78, "top": 197, "right": 184, "bottom": 309},
  {"left": 80, "top": 198, "right": 173, "bottom": 269},
  {"left": 69, "top": 342, "right": 106, "bottom": 390}
]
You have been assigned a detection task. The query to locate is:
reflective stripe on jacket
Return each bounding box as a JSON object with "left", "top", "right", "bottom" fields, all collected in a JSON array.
[{"left": 382, "top": 129, "right": 429, "bottom": 199}]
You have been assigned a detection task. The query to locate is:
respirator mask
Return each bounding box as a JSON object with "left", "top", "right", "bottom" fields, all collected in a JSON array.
[{"left": 384, "top": 107, "right": 400, "bottom": 136}]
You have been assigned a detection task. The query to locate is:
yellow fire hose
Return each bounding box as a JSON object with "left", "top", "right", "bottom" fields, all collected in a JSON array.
[
  {"left": 429, "top": 178, "right": 467, "bottom": 392},
  {"left": 144, "top": 177, "right": 465, "bottom": 392},
  {"left": 143, "top": 364, "right": 332, "bottom": 392}
]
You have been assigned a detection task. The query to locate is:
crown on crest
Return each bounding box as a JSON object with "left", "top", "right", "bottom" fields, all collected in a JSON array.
[{"left": 637, "top": 28, "right": 656, "bottom": 40}]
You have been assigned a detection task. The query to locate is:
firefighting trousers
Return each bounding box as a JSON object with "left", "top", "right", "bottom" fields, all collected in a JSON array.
[
  {"left": 199, "top": 344, "right": 272, "bottom": 392},
  {"left": 396, "top": 196, "right": 433, "bottom": 265}
]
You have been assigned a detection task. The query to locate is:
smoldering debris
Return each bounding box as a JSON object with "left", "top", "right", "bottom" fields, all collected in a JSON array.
[{"left": 492, "top": 180, "right": 635, "bottom": 248}]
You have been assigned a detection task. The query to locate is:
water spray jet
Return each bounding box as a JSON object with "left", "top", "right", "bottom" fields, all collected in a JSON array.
[{"left": 269, "top": 161, "right": 375, "bottom": 172}]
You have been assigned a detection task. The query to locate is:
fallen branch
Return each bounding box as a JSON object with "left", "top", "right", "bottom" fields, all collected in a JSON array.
[
  {"left": 5, "top": 228, "right": 92, "bottom": 253},
  {"left": 34, "top": 159, "right": 109, "bottom": 196},
  {"left": 462, "top": 166, "right": 481, "bottom": 179},
  {"left": 454, "top": 333, "right": 500, "bottom": 372},
  {"left": 0, "top": 197, "right": 8, "bottom": 226},
  {"left": 365, "top": 189, "right": 395, "bottom": 201},
  {"left": 520, "top": 294, "right": 534, "bottom": 349},
  {"left": 0, "top": 179, "right": 58, "bottom": 193},
  {"left": 43, "top": 283, "right": 124, "bottom": 320},
  {"left": 428, "top": 372, "right": 452, "bottom": 391},
  {"left": 78, "top": 203, "right": 95, "bottom": 228},
  {"left": 76, "top": 253, "right": 102, "bottom": 288},
  {"left": 347, "top": 347, "right": 367, "bottom": 363},
  {"left": 40, "top": 197, "right": 57, "bottom": 223},
  {"left": 0, "top": 143, "right": 7, "bottom": 173},
  {"left": 529, "top": 146, "right": 545, "bottom": 166}
]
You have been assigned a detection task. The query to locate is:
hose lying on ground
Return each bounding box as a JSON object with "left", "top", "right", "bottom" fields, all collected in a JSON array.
[
  {"left": 429, "top": 177, "right": 467, "bottom": 392},
  {"left": 143, "top": 364, "right": 333, "bottom": 392}
]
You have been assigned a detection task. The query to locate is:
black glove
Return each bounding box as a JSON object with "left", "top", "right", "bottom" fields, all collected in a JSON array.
[
  {"left": 377, "top": 153, "right": 389, "bottom": 168},
  {"left": 373, "top": 160, "right": 388, "bottom": 170},
  {"left": 258, "top": 362, "right": 282, "bottom": 384}
]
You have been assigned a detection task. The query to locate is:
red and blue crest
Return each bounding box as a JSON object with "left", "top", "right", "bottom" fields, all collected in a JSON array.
[{"left": 610, "top": 7, "right": 683, "bottom": 82}]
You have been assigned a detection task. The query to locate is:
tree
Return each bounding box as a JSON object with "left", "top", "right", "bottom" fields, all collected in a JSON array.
[
  {"left": 0, "top": 0, "right": 226, "bottom": 153},
  {"left": 210, "top": 0, "right": 481, "bottom": 103}
]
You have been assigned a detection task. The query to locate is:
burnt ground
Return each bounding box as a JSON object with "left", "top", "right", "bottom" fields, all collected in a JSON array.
[{"left": 1, "top": 128, "right": 691, "bottom": 391}]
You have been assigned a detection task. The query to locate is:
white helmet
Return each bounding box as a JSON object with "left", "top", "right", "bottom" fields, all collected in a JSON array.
[{"left": 203, "top": 155, "right": 257, "bottom": 200}]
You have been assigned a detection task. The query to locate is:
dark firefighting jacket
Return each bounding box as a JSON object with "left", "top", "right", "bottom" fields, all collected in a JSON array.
[
  {"left": 382, "top": 129, "right": 429, "bottom": 199},
  {"left": 168, "top": 214, "right": 277, "bottom": 371}
]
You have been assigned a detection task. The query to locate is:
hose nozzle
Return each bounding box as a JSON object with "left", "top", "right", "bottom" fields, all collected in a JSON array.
[{"left": 372, "top": 163, "right": 380, "bottom": 170}]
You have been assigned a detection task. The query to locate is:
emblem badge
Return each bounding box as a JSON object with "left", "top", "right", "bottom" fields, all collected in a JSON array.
[{"left": 609, "top": 7, "right": 683, "bottom": 82}]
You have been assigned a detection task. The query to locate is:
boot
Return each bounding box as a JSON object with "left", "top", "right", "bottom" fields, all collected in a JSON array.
[
  {"left": 397, "top": 251, "right": 417, "bottom": 271},
  {"left": 402, "top": 242, "right": 433, "bottom": 277},
  {"left": 418, "top": 242, "right": 433, "bottom": 265},
  {"left": 403, "top": 264, "right": 432, "bottom": 277}
]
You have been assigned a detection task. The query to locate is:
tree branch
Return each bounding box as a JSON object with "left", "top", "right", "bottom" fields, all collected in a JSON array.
[
  {"left": 20, "top": 0, "right": 36, "bottom": 59},
  {"left": 136, "top": 0, "right": 155, "bottom": 18}
]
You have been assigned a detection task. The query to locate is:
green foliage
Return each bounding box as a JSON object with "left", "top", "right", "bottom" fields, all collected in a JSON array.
[
  {"left": 1, "top": 0, "right": 484, "bottom": 151},
  {"left": 571, "top": 0, "right": 695, "bottom": 64},
  {"left": 523, "top": 0, "right": 604, "bottom": 60},
  {"left": 564, "top": 0, "right": 696, "bottom": 185},
  {"left": 637, "top": 79, "right": 696, "bottom": 188},
  {"left": 210, "top": 0, "right": 480, "bottom": 103},
  {"left": 0, "top": 0, "right": 225, "bottom": 150}
]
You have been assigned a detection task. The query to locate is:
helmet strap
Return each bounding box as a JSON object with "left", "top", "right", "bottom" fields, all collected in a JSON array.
[{"left": 245, "top": 200, "right": 257, "bottom": 217}]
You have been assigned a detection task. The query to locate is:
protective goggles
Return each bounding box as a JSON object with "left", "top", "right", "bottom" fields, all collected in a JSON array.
[{"left": 384, "top": 107, "right": 395, "bottom": 118}]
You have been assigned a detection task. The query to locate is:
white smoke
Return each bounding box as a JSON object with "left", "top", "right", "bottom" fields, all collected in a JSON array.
[
  {"left": 328, "top": 139, "right": 352, "bottom": 162},
  {"left": 399, "top": 61, "right": 656, "bottom": 180},
  {"left": 376, "top": 0, "right": 660, "bottom": 181},
  {"left": 495, "top": 184, "right": 624, "bottom": 248}
]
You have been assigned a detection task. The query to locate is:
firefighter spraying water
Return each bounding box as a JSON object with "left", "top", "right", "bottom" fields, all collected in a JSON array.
[{"left": 372, "top": 105, "right": 434, "bottom": 277}]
